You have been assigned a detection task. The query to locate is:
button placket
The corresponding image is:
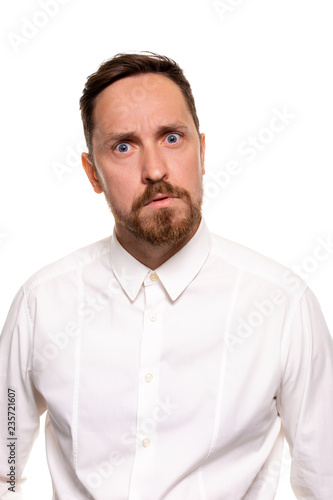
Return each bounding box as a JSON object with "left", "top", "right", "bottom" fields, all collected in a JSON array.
[
  {"left": 142, "top": 438, "right": 150, "bottom": 448},
  {"left": 133, "top": 275, "right": 165, "bottom": 458},
  {"left": 145, "top": 373, "right": 153, "bottom": 383}
]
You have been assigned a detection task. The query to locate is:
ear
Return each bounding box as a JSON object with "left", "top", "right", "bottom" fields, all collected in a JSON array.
[
  {"left": 200, "top": 133, "right": 206, "bottom": 175},
  {"left": 82, "top": 153, "right": 103, "bottom": 194}
]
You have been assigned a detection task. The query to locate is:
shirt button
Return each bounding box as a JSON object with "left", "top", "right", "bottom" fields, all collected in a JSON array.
[
  {"left": 150, "top": 314, "right": 158, "bottom": 322},
  {"left": 145, "top": 373, "right": 153, "bottom": 383},
  {"left": 150, "top": 272, "right": 158, "bottom": 282},
  {"left": 142, "top": 438, "right": 150, "bottom": 448}
]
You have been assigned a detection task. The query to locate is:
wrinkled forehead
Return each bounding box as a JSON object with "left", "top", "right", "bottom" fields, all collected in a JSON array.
[{"left": 92, "top": 73, "right": 194, "bottom": 136}]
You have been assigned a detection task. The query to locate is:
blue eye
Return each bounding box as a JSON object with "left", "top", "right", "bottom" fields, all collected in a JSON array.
[
  {"left": 166, "top": 133, "right": 180, "bottom": 144},
  {"left": 116, "top": 143, "right": 131, "bottom": 153}
]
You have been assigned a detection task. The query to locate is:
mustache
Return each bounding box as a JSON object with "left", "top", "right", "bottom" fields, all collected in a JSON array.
[{"left": 131, "top": 181, "right": 191, "bottom": 212}]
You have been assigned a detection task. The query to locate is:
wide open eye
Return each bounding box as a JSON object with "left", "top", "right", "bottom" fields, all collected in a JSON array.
[
  {"left": 165, "top": 133, "right": 181, "bottom": 144},
  {"left": 115, "top": 142, "right": 132, "bottom": 153}
]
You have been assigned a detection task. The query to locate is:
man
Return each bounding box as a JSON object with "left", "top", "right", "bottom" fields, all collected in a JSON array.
[{"left": 0, "top": 52, "right": 332, "bottom": 499}]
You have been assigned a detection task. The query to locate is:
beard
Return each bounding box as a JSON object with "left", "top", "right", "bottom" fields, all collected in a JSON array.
[{"left": 104, "top": 180, "right": 203, "bottom": 246}]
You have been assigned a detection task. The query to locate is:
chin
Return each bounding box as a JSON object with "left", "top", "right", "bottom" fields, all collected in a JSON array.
[{"left": 132, "top": 206, "right": 201, "bottom": 246}]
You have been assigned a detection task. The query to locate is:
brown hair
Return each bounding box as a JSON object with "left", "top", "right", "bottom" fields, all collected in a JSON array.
[{"left": 79, "top": 52, "right": 200, "bottom": 158}]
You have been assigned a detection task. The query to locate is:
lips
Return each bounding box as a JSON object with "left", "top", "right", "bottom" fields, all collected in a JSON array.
[
  {"left": 132, "top": 180, "right": 186, "bottom": 213},
  {"left": 144, "top": 193, "right": 177, "bottom": 206}
]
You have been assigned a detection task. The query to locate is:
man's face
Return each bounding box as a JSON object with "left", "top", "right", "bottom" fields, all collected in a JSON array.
[{"left": 82, "top": 73, "right": 205, "bottom": 246}]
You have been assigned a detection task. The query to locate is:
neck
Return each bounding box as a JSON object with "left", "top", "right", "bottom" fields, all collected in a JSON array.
[{"left": 114, "top": 221, "right": 200, "bottom": 269}]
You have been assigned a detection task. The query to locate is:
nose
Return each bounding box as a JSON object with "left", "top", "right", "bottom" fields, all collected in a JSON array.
[{"left": 141, "top": 145, "right": 168, "bottom": 184}]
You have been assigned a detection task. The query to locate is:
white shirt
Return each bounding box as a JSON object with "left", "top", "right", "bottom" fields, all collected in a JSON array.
[{"left": 1, "top": 220, "right": 332, "bottom": 500}]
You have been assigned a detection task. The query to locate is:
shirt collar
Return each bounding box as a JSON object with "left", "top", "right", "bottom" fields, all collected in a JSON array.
[{"left": 109, "top": 219, "right": 211, "bottom": 302}]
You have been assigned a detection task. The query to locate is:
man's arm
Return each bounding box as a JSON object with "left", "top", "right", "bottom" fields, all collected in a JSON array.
[
  {"left": 0, "top": 288, "right": 46, "bottom": 498},
  {"left": 277, "top": 287, "right": 333, "bottom": 499}
]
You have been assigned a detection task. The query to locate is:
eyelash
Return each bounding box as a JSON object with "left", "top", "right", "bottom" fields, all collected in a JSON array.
[{"left": 113, "top": 132, "right": 183, "bottom": 153}]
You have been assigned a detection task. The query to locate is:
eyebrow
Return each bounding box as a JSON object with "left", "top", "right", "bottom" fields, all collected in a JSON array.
[{"left": 102, "top": 123, "right": 190, "bottom": 148}]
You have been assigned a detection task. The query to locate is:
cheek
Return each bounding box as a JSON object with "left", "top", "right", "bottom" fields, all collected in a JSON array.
[
  {"left": 175, "top": 153, "right": 203, "bottom": 188},
  {"left": 104, "top": 173, "right": 139, "bottom": 210}
]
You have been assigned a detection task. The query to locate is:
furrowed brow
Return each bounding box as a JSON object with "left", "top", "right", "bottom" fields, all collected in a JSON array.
[
  {"left": 100, "top": 132, "right": 138, "bottom": 152},
  {"left": 155, "top": 123, "right": 189, "bottom": 136},
  {"left": 103, "top": 132, "right": 137, "bottom": 145}
]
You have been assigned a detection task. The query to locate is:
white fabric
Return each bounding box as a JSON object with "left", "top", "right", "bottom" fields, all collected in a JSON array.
[{"left": 1, "top": 219, "right": 332, "bottom": 499}]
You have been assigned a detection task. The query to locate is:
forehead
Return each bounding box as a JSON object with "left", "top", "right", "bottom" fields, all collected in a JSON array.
[{"left": 92, "top": 73, "right": 193, "bottom": 135}]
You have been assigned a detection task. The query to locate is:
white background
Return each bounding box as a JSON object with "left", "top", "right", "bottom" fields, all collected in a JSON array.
[{"left": 1, "top": 0, "right": 332, "bottom": 498}]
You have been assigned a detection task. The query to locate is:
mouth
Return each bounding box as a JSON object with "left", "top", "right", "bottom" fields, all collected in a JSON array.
[{"left": 144, "top": 193, "right": 178, "bottom": 207}]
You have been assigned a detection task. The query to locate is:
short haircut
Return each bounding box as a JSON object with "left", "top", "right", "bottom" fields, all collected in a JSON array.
[{"left": 79, "top": 52, "right": 200, "bottom": 158}]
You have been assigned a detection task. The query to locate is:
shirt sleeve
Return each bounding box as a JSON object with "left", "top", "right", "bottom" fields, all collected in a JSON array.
[
  {"left": 277, "top": 287, "right": 333, "bottom": 499},
  {"left": 0, "top": 288, "right": 46, "bottom": 498}
]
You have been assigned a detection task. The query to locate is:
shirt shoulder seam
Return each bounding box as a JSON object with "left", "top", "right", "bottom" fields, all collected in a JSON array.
[{"left": 23, "top": 240, "right": 111, "bottom": 298}]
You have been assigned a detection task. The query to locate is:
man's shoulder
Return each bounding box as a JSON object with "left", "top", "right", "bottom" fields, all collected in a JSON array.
[
  {"left": 209, "top": 231, "right": 307, "bottom": 297},
  {"left": 23, "top": 236, "right": 112, "bottom": 295}
]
